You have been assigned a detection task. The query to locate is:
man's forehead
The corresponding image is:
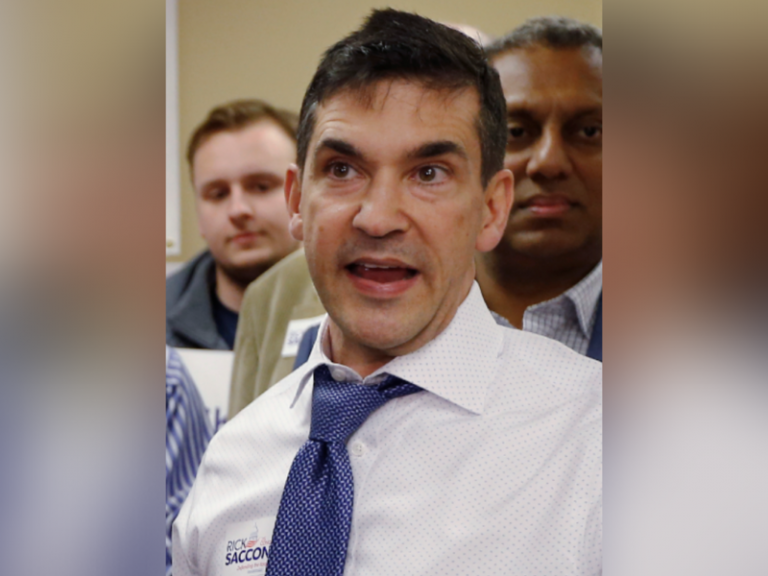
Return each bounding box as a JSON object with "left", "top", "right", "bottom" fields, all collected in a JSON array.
[
  {"left": 493, "top": 45, "right": 602, "bottom": 97},
  {"left": 193, "top": 122, "right": 295, "bottom": 187},
  {"left": 319, "top": 79, "right": 478, "bottom": 115},
  {"left": 308, "top": 80, "right": 481, "bottom": 152},
  {"left": 195, "top": 121, "right": 295, "bottom": 165}
]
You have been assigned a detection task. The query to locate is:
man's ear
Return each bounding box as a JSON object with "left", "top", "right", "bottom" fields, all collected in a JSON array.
[
  {"left": 475, "top": 168, "right": 514, "bottom": 253},
  {"left": 285, "top": 163, "right": 304, "bottom": 241}
]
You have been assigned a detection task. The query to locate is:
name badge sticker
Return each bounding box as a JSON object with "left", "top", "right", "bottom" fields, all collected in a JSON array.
[
  {"left": 221, "top": 517, "right": 276, "bottom": 575},
  {"left": 281, "top": 315, "right": 325, "bottom": 358}
]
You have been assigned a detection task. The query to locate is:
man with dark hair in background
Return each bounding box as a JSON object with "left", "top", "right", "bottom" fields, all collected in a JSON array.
[
  {"left": 174, "top": 10, "right": 601, "bottom": 575},
  {"left": 166, "top": 100, "right": 300, "bottom": 350},
  {"left": 480, "top": 16, "right": 603, "bottom": 360}
]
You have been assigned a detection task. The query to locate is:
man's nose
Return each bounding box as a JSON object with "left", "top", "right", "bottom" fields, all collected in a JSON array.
[
  {"left": 227, "top": 185, "right": 255, "bottom": 222},
  {"left": 352, "top": 173, "right": 409, "bottom": 238},
  {"left": 527, "top": 126, "right": 573, "bottom": 181}
]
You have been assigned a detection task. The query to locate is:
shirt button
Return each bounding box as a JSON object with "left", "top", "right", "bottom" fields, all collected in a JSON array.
[
  {"left": 350, "top": 442, "right": 365, "bottom": 457},
  {"left": 330, "top": 367, "right": 347, "bottom": 381}
]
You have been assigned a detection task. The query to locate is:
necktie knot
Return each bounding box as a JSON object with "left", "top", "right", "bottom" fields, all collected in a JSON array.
[{"left": 309, "top": 364, "right": 421, "bottom": 443}]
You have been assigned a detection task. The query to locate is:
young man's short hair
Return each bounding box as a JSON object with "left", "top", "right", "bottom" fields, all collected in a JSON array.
[{"left": 187, "top": 99, "right": 299, "bottom": 169}]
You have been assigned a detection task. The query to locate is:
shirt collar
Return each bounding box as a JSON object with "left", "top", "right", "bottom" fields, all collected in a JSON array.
[
  {"left": 563, "top": 261, "right": 603, "bottom": 338},
  {"left": 290, "top": 282, "right": 504, "bottom": 415},
  {"left": 528, "top": 261, "right": 602, "bottom": 338}
]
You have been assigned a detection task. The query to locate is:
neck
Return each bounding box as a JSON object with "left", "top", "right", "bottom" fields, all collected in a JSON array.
[
  {"left": 324, "top": 273, "right": 475, "bottom": 378},
  {"left": 326, "top": 322, "right": 394, "bottom": 379},
  {"left": 475, "top": 251, "right": 599, "bottom": 329},
  {"left": 214, "top": 266, "right": 247, "bottom": 313}
]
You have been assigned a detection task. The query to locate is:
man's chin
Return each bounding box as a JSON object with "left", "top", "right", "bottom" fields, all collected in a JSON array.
[
  {"left": 217, "top": 259, "right": 274, "bottom": 286},
  {"left": 337, "top": 312, "right": 430, "bottom": 357},
  {"left": 505, "top": 231, "right": 590, "bottom": 260}
]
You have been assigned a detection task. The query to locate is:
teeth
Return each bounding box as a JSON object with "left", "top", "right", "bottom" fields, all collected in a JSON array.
[{"left": 362, "top": 263, "right": 396, "bottom": 269}]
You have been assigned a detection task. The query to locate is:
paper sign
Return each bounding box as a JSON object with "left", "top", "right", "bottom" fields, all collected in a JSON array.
[
  {"left": 280, "top": 315, "right": 325, "bottom": 358},
  {"left": 175, "top": 348, "right": 234, "bottom": 432}
]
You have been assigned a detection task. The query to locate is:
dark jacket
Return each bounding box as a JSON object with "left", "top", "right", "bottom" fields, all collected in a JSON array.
[{"left": 166, "top": 250, "right": 230, "bottom": 350}]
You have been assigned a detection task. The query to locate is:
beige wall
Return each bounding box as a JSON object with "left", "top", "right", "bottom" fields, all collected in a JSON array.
[{"left": 169, "top": 0, "right": 601, "bottom": 263}]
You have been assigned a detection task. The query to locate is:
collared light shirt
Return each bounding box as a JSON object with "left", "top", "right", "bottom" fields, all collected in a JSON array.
[
  {"left": 173, "top": 284, "right": 602, "bottom": 576},
  {"left": 524, "top": 261, "right": 603, "bottom": 355},
  {"left": 166, "top": 347, "right": 213, "bottom": 576}
]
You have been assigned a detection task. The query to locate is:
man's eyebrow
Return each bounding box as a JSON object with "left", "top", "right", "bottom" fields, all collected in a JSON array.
[
  {"left": 198, "top": 178, "right": 227, "bottom": 192},
  {"left": 407, "top": 140, "right": 468, "bottom": 161},
  {"left": 506, "top": 102, "right": 602, "bottom": 120},
  {"left": 241, "top": 171, "right": 285, "bottom": 181},
  {"left": 506, "top": 107, "right": 535, "bottom": 120},
  {"left": 313, "top": 138, "right": 363, "bottom": 164},
  {"left": 198, "top": 171, "right": 282, "bottom": 190}
]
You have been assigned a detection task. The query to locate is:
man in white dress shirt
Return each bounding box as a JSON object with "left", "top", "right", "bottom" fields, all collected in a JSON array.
[{"left": 173, "top": 9, "right": 601, "bottom": 576}]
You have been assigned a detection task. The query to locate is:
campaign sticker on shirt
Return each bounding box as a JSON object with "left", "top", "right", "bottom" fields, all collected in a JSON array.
[
  {"left": 221, "top": 517, "right": 275, "bottom": 575},
  {"left": 281, "top": 315, "right": 325, "bottom": 358}
]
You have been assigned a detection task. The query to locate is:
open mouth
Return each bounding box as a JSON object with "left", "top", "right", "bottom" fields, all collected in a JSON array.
[{"left": 346, "top": 262, "right": 419, "bottom": 283}]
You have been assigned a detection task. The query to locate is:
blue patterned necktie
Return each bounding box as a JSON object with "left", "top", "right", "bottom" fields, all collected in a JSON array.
[{"left": 265, "top": 364, "right": 422, "bottom": 576}]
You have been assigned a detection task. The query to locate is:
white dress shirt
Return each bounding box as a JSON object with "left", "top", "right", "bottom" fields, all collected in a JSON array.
[
  {"left": 173, "top": 283, "right": 602, "bottom": 576},
  {"left": 524, "top": 261, "right": 603, "bottom": 356}
]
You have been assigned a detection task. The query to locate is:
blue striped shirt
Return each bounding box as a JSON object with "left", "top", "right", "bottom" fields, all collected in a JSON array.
[
  {"left": 166, "top": 347, "right": 212, "bottom": 575},
  {"left": 523, "top": 261, "right": 602, "bottom": 356}
]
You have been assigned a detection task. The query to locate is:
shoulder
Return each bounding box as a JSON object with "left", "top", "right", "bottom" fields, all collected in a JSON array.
[
  {"left": 239, "top": 248, "right": 322, "bottom": 331},
  {"left": 242, "top": 248, "right": 312, "bottom": 304},
  {"left": 482, "top": 329, "right": 602, "bottom": 486},
  {"left": 166, "top": 348, "right": 204, "bottom": 402},
  {"left": 166, "top": 251, "right": 214, "bottom": 305},
  {"left": 206, "top": 367, "right": 309, "bottom": 464},
  {"left": 491, "top": 326, "right": 602, "bottom": 412}
]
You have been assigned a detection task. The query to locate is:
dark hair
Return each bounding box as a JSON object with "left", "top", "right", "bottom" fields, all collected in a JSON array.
[
  {"left": 485, "top": 16, "right": 602, "bottom": 59},
  {"left": 296, "top": 9, "right": 507, "bottom": 188},
  {"left": 187, "top": 99, "right": 298, "bottom": 168}
]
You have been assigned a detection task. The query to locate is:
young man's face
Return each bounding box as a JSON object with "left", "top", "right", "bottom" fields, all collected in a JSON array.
[
  {"left": 193, "top": 119, "right": 300, "bottom": 284},
  {"left": 286, "top": 80, "right": 513, "bottom": 372},
  {"left": 492, "top": 45, "right": 602, "bottom": 263}
]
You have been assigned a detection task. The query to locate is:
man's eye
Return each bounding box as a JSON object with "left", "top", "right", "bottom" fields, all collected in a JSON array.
[
  {"left": 328, "top": 162, "right": 356, "bottom": 179},
  {"left": 246, "top": 181, "right": 272, "bottom": 193},
  {"left": 415, "top": 165, "right": 448, "bottom": 184},
  {"left": 419, "top": 166, "right": 437, "bottom": 182},
  {"left": 207, "top": 188, "right": 227, "bottom": 200},
  {"left": 579, "top": 125, "right": 602, "bottom": 139},
  {"left": 509, "top": 126, "right": 527, "bottom": 140}
]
